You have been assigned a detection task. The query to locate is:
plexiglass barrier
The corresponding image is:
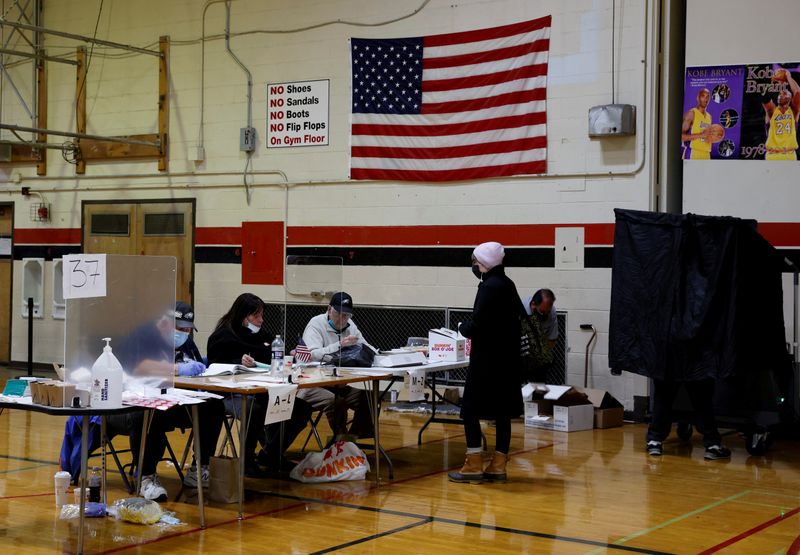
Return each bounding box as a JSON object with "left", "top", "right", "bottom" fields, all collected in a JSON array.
[
  {"left": 65, "top": 255, "right": 177, "bottom": 394},
  {"left": 284, "top": 255, "right": 343, "bottom": 348}
]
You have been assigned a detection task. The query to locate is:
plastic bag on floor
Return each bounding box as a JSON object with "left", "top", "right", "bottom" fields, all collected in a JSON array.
[
  {"left": 289, "top": 441, "right": 370, "bottom": 483},
  {"left": 107, "top": 498, "right": 162, "bottom": 524}
]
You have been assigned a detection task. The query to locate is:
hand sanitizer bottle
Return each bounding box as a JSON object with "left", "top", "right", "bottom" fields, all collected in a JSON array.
[{"left": 91, "top": 337, "right": 123, "bottom": 408}]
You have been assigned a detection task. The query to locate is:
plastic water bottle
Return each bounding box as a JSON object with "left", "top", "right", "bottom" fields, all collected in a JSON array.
[
  {"left": 271, "top": 335, "right": 285, "bottom": 381},
  {"left": 88, "top": 466, "right": 101, "bottom": 503}
]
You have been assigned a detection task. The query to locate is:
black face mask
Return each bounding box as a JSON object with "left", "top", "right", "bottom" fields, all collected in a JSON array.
[{"left": 471, "top": 265, "right": 483, "bottom": 280}]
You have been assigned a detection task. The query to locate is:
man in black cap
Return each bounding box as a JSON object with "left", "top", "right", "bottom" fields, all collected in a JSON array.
[
  {"left": 301, "top": 292, "right": 372, "bottom": 438},
  {"left": 108, "top": 301, "right": 225, "bottom": 500}
]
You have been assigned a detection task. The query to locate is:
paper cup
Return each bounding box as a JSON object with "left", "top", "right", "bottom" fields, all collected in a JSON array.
[{"left": 54, "top": 471, "right": 70, "bottom": 507}]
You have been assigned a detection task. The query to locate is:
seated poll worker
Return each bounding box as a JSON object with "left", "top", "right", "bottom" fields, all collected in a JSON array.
[
  {"left": 108, "top": 302, "right": 225, "bottom": 501},
  {"left": 207, "top": 293, "right": 312, "bottom": 475},
  {"left": 301, "top": 292, "right": 373, "bottom": 439},
  {"left": 520, "top": 288, "right": 558, "bottom": 383}
]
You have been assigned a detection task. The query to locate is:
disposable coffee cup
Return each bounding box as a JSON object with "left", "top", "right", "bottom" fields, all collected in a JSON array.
[
  {"left": 54, "top": 471, "right": 70, "bottom": 508},
  {"left": 389, "top": 390, "right": 399, "bottom": 403}
]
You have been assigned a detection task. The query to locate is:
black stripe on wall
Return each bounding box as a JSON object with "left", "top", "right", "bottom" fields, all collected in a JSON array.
[
  {"left": 585, "top": 247, "right": 614, "bottom": 268},
  {"left": 13, "top": 245, "right": 81, "bottom": 260},
  {"left": 286, "top": 246, "right": 556, "bottom": 267},
  {"left": 195, "top": 246, "right": 242, "bottom": 264}
]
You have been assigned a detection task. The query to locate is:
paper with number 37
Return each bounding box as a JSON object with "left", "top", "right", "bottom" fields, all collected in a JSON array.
[{"left": 62, "top": 254, "right": 107, "bottom": 299}]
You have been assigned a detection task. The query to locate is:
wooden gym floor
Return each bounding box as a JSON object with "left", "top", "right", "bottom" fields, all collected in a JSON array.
[{"left": 1, "top": 369, "right": 799, "bottom": 554}]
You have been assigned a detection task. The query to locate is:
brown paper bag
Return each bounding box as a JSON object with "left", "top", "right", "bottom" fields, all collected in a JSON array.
[{"left": 208, "top": 455, "right": 240, "bottom": 504}]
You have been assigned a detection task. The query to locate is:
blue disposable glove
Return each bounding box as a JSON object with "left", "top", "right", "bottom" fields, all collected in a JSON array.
[{"left": 177, "top": 360, "right": 206, "bottom": 377}]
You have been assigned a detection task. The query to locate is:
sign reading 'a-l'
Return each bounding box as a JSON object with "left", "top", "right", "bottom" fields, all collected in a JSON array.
[{"left": 267, "top": 79, "right": 329, "bottom": 148}]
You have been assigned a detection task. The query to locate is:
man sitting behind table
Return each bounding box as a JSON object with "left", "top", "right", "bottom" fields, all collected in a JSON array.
[{"left": 300, "top": 292, "right": 373, "bottom": 439}]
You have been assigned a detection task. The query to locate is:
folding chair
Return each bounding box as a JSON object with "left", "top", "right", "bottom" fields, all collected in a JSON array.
[{"left": 300, "top": 409, "right": 325, "bottom": 454}]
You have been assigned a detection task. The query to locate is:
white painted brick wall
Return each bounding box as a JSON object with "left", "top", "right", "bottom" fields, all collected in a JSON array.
[{"left": 3, "top": 0, "right": 658, "bottom": 408}]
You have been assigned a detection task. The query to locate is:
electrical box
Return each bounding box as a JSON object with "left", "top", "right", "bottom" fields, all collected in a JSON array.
[
  {"left": 240, "top": 127, "right": 257, "bottom": 152},
  {"left": 588, "top": 104, "right": 636, "bottom": 136},
  {"left": 555, "top": 227, "right": 584, "bottom": 270}
]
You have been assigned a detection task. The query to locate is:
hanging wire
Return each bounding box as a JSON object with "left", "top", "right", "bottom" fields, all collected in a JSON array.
[
  {"left": 4, "top": 0, "right": 431, "bottom": 65},
  {"left": 75, "top": 0, "right": 104, "bottom": 119}
]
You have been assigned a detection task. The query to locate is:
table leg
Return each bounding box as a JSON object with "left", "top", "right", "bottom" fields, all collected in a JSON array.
[
  {"left": 100, "top": 416, "right": 107, "bottom": 505},
  {"left": 417, "top": 372, "right": 438, "bottom": 445},
  {"left": 77, "top": 416, "right": 89, "bottom": 555},
  {"left": 372, "top": 380, "right": 381, "bottom": 485},
  {"left": 190, "top": 404, "right": 205, "bottom": 528},
  {"left": 136, "top": 410, "right": 151, "bottom": 495},
  {"left": 237, "top": 395, "right": 247, "bottom": 520}
]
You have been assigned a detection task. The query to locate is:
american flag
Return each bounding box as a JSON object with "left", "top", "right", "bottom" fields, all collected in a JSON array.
[
  {"left": 350, "top": 16, "right": 550, "bottom": 182},
  {"left": 294, "top": 339, "right": 312, "bottom": 363}
]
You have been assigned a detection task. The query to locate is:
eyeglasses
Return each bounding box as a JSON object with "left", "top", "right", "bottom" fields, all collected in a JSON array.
[{"left": 331, "top": 308, "right": 352, "bottom": 320}]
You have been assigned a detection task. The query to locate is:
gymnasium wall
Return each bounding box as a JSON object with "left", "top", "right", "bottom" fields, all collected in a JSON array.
[
  {"left": 0, "top": 0, "right": 656, "bottom": 408},
  {"left": 683, "top": 0, "right": 800, "bottom": 347}
]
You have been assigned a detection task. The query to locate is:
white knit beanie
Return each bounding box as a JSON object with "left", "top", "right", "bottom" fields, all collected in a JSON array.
[{"left": 473, "top": 241, "right": 505, "bottom": 269}]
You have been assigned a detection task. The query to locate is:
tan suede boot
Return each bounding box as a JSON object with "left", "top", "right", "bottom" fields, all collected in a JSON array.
[
  {"left": 448, "top": 452, "right": 484, "bottom": 483},
  {"left": 483, "top": 452, "right": 508, "bottom": 482}
]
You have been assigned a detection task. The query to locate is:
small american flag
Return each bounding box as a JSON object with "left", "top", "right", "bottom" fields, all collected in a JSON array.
[
  {"left": 350, "top": 16, "right": 550, "bottom": 182},
  {"left": 294, "top": 339, "right": 312, "bottom": 363}
]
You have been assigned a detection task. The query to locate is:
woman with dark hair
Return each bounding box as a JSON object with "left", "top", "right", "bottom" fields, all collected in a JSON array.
[
  {"left": 448, "top": 242, "right": 524, "bottom": 483},
  {"left": 207, "top": 293, "right": 312, "bottom": 476}
]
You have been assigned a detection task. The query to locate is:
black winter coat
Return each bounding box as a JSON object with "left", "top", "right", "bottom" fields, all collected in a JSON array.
[
  {"left": 459, "top": 265, "right": 525, "bottom": 420},
  {"left": 207, "top": 324, "right": 274, "bottom": 365}
]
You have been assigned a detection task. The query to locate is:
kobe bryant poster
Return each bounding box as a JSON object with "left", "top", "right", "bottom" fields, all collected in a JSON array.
[{"left": 682, "top": 63, "right": 800, "bottom": 161}]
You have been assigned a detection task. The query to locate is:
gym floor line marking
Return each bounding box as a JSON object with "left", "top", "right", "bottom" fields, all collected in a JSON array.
[
  {"left": 97, "top": 501, "right": 310, "bottom": 555},
  {"left": 787, "top": 532, "right": 800, "bottom": 555},
  {"left": 261, "top": 491, "right": 673, "bottom": 555},
  {"left": 0, "top": 453, "right": 58, "bottom": 465},
  {"left": 0, "top": 491, "right": 53, "bottom": 500},
  {"left": 382, "top": 441, "right": 558, "bottom": 487},
  {"left": 0, "top": 463, "right": 51, "bottom": 474},
  {"left": 733, "top": 499, "right": 795, "bottom": 511},
  {"left": 698, "top": 505, "right": 800, "bottom": 554},
  {"left": 755, "top": 490, "right": 800, "bottom": 501},
  {"left": 584, "top": 490, "right": 751, "bottom": 555},
  {"left": 309, "top": 517, "right": 433, "bottom": 554}
]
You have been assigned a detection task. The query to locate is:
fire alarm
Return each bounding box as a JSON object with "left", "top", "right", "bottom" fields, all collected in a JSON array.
[{"left": 37, "top": 206, "right": 49, "bottom": 219}]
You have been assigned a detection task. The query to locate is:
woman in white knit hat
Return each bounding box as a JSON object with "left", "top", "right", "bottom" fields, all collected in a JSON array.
[{"left": 449, "top": 241, "right": 525, "bottom": 483}]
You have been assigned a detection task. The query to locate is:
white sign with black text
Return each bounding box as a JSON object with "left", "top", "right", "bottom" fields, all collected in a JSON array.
[
  {"left": 405, "top": 368, "right": 426, "bottom": 402},
  {"left": 266, "top": 79, "right": 329, "bottom": 148},
  {"left": 62, "top": 254, "right": 107, "bottom": 299},
  {"left": 263, "top": 383, "right": 298, "bottom": 425}
]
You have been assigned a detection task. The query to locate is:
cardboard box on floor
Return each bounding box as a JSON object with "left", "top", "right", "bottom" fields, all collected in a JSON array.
[
  {"left": 522, "top": 384, "right": 593, "bottom": 432},
  {"left": 576, "top": 387, "right": 625, "bottom": 429}
]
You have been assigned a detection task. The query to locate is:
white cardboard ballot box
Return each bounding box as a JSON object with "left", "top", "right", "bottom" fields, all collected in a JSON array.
[
  {"left": 523, "top": 384, "right": 593, "bottom": 432},
  {"left": 428, "top": 328, "right": 466, "bottom": 362}
]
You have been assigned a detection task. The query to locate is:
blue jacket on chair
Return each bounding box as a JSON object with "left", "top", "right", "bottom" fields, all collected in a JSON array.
[{"left": 59, "top": 415, "right": 101, "bottom": 481}]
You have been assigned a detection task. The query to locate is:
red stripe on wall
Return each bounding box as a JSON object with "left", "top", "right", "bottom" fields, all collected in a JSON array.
[
  {"left": 12, "top": 222, "right": 800, "bottom": 249},
  {"left": 13, "top": 228, "right": 81, "bottom": 244},
  {"left": 195, "top": 226, "right": 241, "bottom": 245},
  {"left": 757, "top": 223, "right": 800, "bottom": 247}
]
